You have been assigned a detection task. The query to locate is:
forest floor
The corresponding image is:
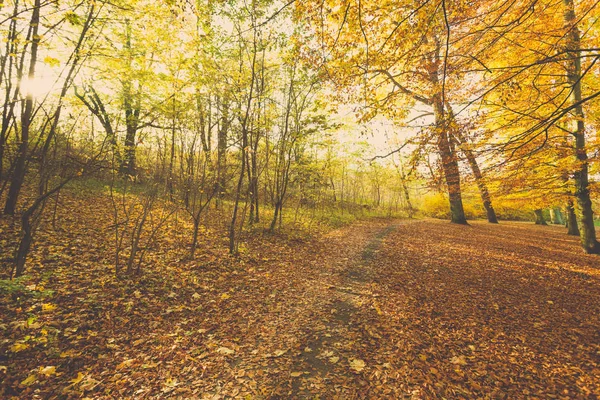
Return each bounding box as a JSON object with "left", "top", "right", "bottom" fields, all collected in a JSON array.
[{"left": 2, "top": 203, "right": 600, "bottom": 398}]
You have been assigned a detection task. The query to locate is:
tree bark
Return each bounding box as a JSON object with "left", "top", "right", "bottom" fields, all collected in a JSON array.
[
  {"left": 120, "top": 20, "right": 140, "bottom": 178},
  {"left": 434, "top": 98, "right": 467, "bottom": 224},
  {"left": 534, "top": 209, "right": 548, "bottom": 225},
  {"left": 216, "top": 97, "right": 229, "bottom": 208},
  {"left": 4, "top": 0, "right": 41, "bottom": 215},
  {"left": 452, "top": 130, "right": 498, "bottom": 223},
  {"left": 550, "top": 207, "right": 564, "bottom": 225},
  {"left": 563, "top": 0, "right": 599, "bottom": 253},
  {"left": 566, "top": 200, "right": 580, "bottom": 236}
]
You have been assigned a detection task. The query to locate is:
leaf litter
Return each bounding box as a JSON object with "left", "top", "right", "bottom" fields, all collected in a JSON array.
[{"left": 1, "top": 197, "right": 600, "bottom": 398}]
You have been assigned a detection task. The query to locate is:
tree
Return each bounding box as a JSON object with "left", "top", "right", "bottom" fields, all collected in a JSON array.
[{"left": 298, "top": 0, "right": 493, "bottom": 224}]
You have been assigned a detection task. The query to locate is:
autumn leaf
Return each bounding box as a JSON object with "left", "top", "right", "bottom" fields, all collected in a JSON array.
[
  {"left": 450, "top": 355, "right": 467, "bottom": 366},
  {"left": 349, "top": 358, "right": 366, "bottom": 372},
  {"left": 116, "top": 359, "right": 135, "bottom": 370},
  {"left": 43, "top": 56, "right": 60, "bottom": 67},
  {"left": 164, "top": 377, "right": 178, "bottom": 388},
  {"left": 41, "top": 303, "right": 57, "bottom": 312},
  {"left": 265, "top": 349, "right": 288, "bottom": 358},
  {"left": 78, "top": 375, "right": 100, "bottom": 391},
  {"left": 20, "top": 373, "right": 37, "bottom": 386},
  {"left": 216, "top": 346, "right": 235, "bottom": 355},
  {"left": 39, "top": 366, "right": 57, "bottom": 376},
  {"left": 70, "top": 372, "right": 85, "bottom": 385},
  {"left": 10, "top": 342, "right": 29, "bottom": 352}
]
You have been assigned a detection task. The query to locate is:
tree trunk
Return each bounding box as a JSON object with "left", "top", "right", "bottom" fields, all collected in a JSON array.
[
  {"left": 12, "top": 178, "right": 70, "bottom": 278},
  {"left": 4, "top": 0, "right": 41, "bottom": 215},
  {"left": 563, "top": 0, "right": 599, "bottom": 253},
  {"left": 190, "top": 218, "right": 200, "bottom": 258},
  {"left": 566, "top": 200, "right": 580, "bottom": 236},
  {"left": 13, "top": 217, "right": 34, "bottom": 278},
  {"left": 0, "top": 5, "right": 19, "bottom": 185},
  {"left": 534, "top": 209, "right": 548, "bottom": 225},
  {"left": 229, "top": 138, "right": 247, "bottom": 253},
  {"left": 398, "top": 164, "right": 414, "bottom": 218},
  {"left": 120, "top": 20, "right": 140, "bottom": 179},
  {"left": 550, "top": 207, "right": 564, "bottom": 225},
  {"left": 452, "top": 130, "right": 498, "bottom": 223},
  {"left": 270, "top": 201, "right": 281, "bottom": 231},
  {"left": 122, "top": 111, "right": 138, "bottom": 177},
  {"left": 434, "top": 98, "right": 467, "bottom": 224},
  {"left": 216, "top": 98, "right": 229, "bottom": 209}
]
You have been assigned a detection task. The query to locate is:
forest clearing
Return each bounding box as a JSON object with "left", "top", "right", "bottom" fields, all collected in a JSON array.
[{"left": 1, "top": 0, "right": 600, "bottom": 398}]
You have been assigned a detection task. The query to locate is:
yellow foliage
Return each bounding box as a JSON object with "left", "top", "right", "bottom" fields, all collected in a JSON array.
[{"left": 420, "top": 193, "right": 482, "bottom": 220}]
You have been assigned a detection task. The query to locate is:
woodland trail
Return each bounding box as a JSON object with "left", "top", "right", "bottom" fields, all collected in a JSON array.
[
  {"left": 288, "top": 220, "right": 407, "bottom": 397},
  {"left": 251, "top": 219, "right": 600, "bottom": 399},
  {"left": 3, "top": 218, "right": 600, "bottom": 399}
]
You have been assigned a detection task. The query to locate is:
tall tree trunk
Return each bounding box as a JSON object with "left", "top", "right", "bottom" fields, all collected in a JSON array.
[
  {"left": 229, "top": 132, "right": 247, "bottom": 253},
  {"left": 120, "top": 20, "right": 140, "bottom": 178},
  {"left": 0, "top": 4, "right": 19, "bottom": 184},
  {"left": 4, "top": 0, "right": 41, "bottom": 215},
  {"left": 216, "top": 98, "right": 229, "bottom": 208},
  {"left": 167, "top": 96, "right": 176, "bottom": 197},
  {"left": 563, "top": 0, "right": 599, "bottom": 253},
  {"left": 229, "top": 29, "right": 257, "bottom": 253},
  {"left": 434, "top": 98, "right": 467, "bottom": 224},
  {"left": 452, "top": 129, "right": 498, "bottom": 223}
]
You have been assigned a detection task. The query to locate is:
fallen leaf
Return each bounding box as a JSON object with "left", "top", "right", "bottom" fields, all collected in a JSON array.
[
  {"left": 349, "top": 358, "right": 366, "bottom": 372},
  {"left": 70, "top": 372, "right": 85, "bottom": 385},
  {"left": 20, "top": 374, "right": 37, "bottom": 386},
  {"left": 10, "top": 342, "right": 29, "bottom": 352},
  {"left": 116, "top": 359, "right": 135, "bottom": 370},
  {"left": 450, "top": 355, "right": 467, "bottom": 366},
  {"left": 216, "top": 346, "right": 235, "bottom": 355},
  {"left": 79, "top": 375, "right": 100, "bottom": 391},
  {"left": 41, "top": 303, "right": 57, "bottom": 312},
  {"left": 39, "top": 366, "right": 56, "bottom": 376}
]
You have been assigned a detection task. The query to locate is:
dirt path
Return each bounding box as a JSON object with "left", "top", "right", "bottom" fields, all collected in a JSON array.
[
  {"left": 246, "top": 219, "right": 600, "bottom": 399},
  {"left": 288, "top": 220, "right": 407, "bottom": 398}
]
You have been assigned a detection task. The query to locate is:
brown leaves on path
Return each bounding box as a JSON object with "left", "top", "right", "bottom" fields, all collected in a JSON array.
[{"left": 2, "top": 215, "right": 600, "bottom": 399}]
